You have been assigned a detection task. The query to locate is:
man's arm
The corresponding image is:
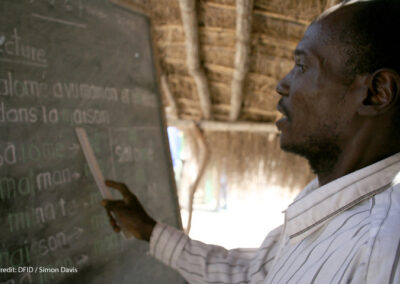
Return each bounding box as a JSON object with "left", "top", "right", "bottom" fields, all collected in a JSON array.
[
  {"left": 101, "top": 180, "right": 262, "bottom": 283},
  {"left": 150, "top": 223, "right": 258, "bottom": 284}
]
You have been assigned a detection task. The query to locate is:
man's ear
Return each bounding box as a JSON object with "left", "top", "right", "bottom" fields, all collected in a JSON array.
[{"left": 358, "top": 69, "right": 400, "bottom": 116}]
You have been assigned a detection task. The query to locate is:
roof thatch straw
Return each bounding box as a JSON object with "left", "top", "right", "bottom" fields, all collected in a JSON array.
[
  {"left": 178, "top": 129, "right": 314, "bottom": 199},
  {"left": 204, "top": 131, "right": 314, "bottom": 191},
  {"left": 115, "top": 0, "right": 341, "bottom": 123}
]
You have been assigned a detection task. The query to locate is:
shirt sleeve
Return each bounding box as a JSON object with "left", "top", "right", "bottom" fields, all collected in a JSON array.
[
  {"left": 149, "top": 223, "right": 190, "bottom": 270},
  {"left": 149, "top": 223, "right": 281, "bottom": 284}
]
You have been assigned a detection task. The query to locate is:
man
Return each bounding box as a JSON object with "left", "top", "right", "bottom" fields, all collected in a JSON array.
[{"left": 102, "top": 0, "right": 400, "bottom": 283}]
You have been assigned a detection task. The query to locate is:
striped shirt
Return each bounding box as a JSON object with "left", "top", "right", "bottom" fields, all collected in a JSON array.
[{"left": 149, "top": 153, "right": 400, "bottom": 283}]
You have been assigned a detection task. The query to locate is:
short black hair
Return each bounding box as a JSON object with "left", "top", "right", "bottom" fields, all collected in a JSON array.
[
  {"left": 339, "top": 0, "right": 400, "bottom": 78},
  {"left": 339, "top": 0, "right": 400, "bottom": 134}
]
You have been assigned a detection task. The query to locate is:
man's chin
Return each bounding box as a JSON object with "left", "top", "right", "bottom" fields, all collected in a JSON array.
[
  {"left": 279, "top": 134, "right": 342, "bottom": 175},
  {"left": 278, "top": 133, "right": 295, "bottom": 153},
  {"left": 279, "top": 136, "right": 311, "bottom": 159}
]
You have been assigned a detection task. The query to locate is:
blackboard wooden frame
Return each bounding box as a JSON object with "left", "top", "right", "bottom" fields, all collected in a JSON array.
[{"left": 110, "top": 0, "right": 184, "bottom": 232}]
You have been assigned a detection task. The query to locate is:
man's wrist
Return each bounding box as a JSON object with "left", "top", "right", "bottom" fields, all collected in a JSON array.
[{"left": 142, "top": 220, "right": 156, "bottom": 242}]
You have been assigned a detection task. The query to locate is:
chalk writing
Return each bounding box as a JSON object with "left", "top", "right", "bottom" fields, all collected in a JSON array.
[
  {"left": 0, "top": 169, "right": 80, "bottom": 200},
  {"left": 58, "top": 198, "right": 78, "bottom": 217},
  {"left": 0, "top": 170, "right": 35, "bottom": 200},
  {"left": 41, "top": 106, "right": 59, "bottom": 124},
  {"left": 0, "top": 28, "right": 47, "bottom": 65},
  {"left": 0, "top": 2, "right": 183, "bottom": 283},
  {"left": 67, "top": 226, "right": 83, "bottom": 243},
  {"left": 19, "top": 141, "right": 66, "bottom": 163},
  {"left": 0, "top": 73, "right": 159, "bottom": 110},
  {"left": 7, "top": 202, "right": 56, "bottom": 233},
  {"left": 17, "top": 142, "right": 97, "bottom": 164},
  {"left": 0, "top": 72, "right": 48, "bottom": 98},
  {"left": 0, "top": 103, "right": 114, "bottom": 125},
  {"left": 36, "top": 167, "right": 79, "bottom": 191},
  {"left": 7, "top": 203, "right": 56, "bottom": 232},
  {"left": 121, "top": 87, "right": 157, "bottom": 107},
  {"left": 29, "top": 228, "right": 83, "bottom": 258},
  {"left": 0, "top": 242, "right": 31, "bottom": 267},
  {"left": 31, "top": 231, "right": 68, "bottom": 256},
  {"left": 114, "top": 144, "right": 154, "bottom": 163},
  {"left": 0, "top": 102, "right": 38, "bottom": 123},
  {"left": 53, "top": 82, "right": 118, "bottom": 102},
  {"left": 5, "top": 197, "right": 84, "bottom": 234},
  {"left": 0, "top": 143, "right": 16, "bottom": 166},
  {"left": 61, "top": 108, "right": 110, "bottom": 125}
]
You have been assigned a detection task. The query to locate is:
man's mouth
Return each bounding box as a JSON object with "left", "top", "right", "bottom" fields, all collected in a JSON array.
[
  {"left": 276, "top": 100, "right": 290, "bottom": 130},
  {"left": 276, "top": 100, "right": 290, "bottom": 121}
]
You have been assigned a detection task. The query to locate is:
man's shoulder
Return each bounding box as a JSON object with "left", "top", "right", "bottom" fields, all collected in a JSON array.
[
  {"left": 371, "top": 182, "right": 400, "bottom": 218},
  {"left": 330, "top": 183, "right": 400, "bottom": 247},
  {"left": 367, "top": 183, "right": 400, "bottom": 241},
  {"left": 357, "top": 184, "right": 400, "bottom": 282}
]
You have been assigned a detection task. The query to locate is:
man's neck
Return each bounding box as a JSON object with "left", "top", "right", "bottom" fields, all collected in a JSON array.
[{"left": 317, "top": 129, "right": 400, "bottom": 186}]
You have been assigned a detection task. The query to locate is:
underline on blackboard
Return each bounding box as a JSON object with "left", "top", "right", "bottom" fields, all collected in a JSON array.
[
  {"left": 0, "top": 57, "right": 48, "bottom": 68},
  {"left": 31, "top": 13, "right": 87, "bottom": 29},
  {"left": 113, "top": 126, "right": 158, "bottom": 130}
]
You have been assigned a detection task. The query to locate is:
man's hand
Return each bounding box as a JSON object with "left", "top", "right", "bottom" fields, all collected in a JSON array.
[{"left": 101, "top": 180, "right": 156, "bottom": 242}]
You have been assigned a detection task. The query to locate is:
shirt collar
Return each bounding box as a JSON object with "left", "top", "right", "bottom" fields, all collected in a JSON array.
[{"left": 285, "top": 152, "right": 400, "bottom": 244}]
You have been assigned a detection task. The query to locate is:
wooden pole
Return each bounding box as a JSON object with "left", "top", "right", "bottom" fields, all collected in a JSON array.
[
  {"left": 230, "top": 0, "right": 254, "bottom": 121},
  {"left": 179, "top": 0, "right": 213, "bottom": 120},
  {"left": 185, "top": 124, "right": 210, "bottom": 234},
  {"left": 161, "top": 74, "right": 179, "bottom": 118},
  {"left": 168, "top": 118, "right": 279, "bottom": 133}
]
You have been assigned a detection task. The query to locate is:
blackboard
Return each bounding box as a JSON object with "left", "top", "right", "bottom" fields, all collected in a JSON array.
[{"left": 0, "top": 1, "right": 185, "bottom": 283}]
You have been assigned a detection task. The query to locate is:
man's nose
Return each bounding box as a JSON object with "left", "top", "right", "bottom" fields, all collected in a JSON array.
[
  {"left": 276, "top": 76, "right": 289, "bottom": 97},
  {"left": 275, "top": 80, "right": 288, "bottom": 96}
]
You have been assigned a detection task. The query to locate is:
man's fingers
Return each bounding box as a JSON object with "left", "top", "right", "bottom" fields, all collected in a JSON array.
[
  {"left": 107, "top": 210, "right": 121, "bottom": 232},
  {"left": 101, "top": 199, "right": 125, "bottom": 210},
  {"left": 101, "top": 199, "right": 125, "bottom": 232},
  {"left": 105, "top": 180, "right": 135, "bottom": 202}
]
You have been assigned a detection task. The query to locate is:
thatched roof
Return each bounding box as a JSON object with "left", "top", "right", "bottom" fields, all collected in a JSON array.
[
  {"left": 112, "top": 0, "right": 340, "bottom": 197},
  {"left": 114, "top": 0, "right": 341, "bottom": 126}
]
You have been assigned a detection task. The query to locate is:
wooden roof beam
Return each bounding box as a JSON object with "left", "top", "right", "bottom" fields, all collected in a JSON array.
[
  {"left": 179, "top": 0, "right": 213, "bottom": 120},
  {"left": 229, "top": 0, "right": 254, "bottom": 121},
  {"left": 168, "top": 118, "right": 279, "bottom": 133},
  {"left": 161, "top": 74, "right": 179, "bottom": 118}
]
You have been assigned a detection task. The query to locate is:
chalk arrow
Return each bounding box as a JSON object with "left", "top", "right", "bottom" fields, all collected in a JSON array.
[
  {"left": 76, "top": 254, "right": 88, "bottom": 266},
  {"left": 68, "top": 226, "right": 84, "bottom": 242}
]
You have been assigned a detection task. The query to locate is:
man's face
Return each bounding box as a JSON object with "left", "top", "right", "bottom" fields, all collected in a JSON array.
[{"left": 275, "top": 20, "right": 360, "bottom": 172}]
